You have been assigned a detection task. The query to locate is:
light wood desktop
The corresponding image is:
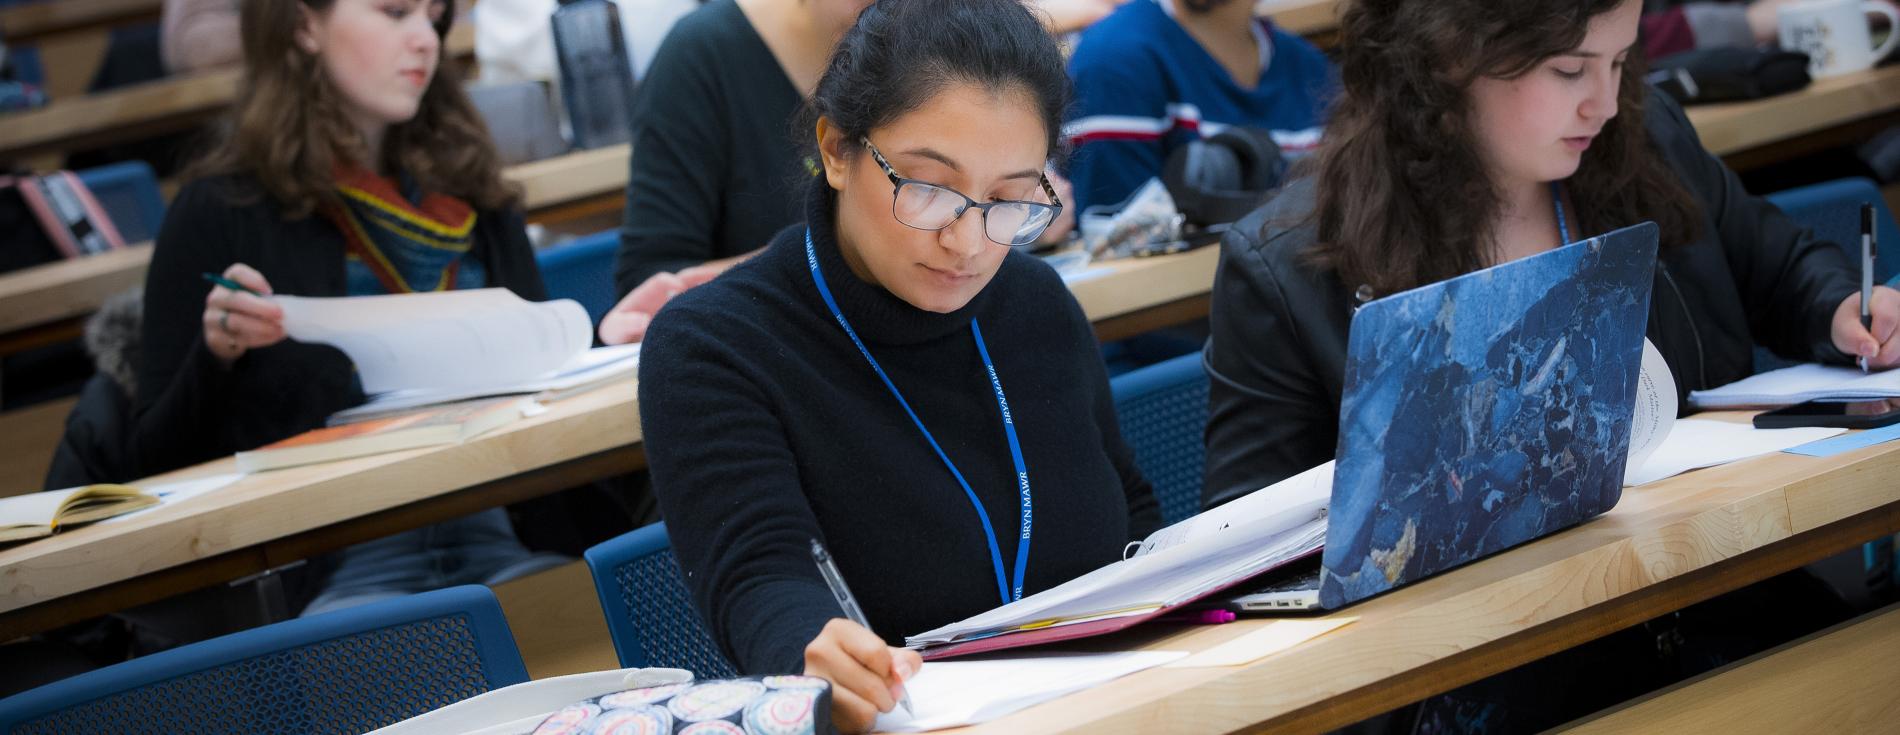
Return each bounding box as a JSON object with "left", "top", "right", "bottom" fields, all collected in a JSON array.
[
  {"left": 0, "top": 245, "right": 151, "bottom": 340},
  {"left": 1687, "top": 64, "right": 1900, "bottom": 167},
  {"left": 461, "top": 65, "right": 1900, "bottom": 232},
  {"left": 0, "top": 0, "right": 160, "bottom": 46},
  {"left": 1254, "top": 0, "right": 1340, "bottom": 37},
  {"left": 1557, "top": 604, "right": 1900, "bottom": 734},
  {"left": 916, "top": 415, "right": 1900, "bottom": 734},
  {"left": 0, "top": 143, "right": 633, "bottom": 354},
  {"left": 0, "top": 21, "right": 477, "bottom": 164},
  {"left": 0, "top": 397, "right": 76, "bottom": 499},
  {"left": 0, "top": 250, "right": 1221, "bottom": 640},
  {"left": 497, "top": 409, "right": 1900, "bottom": 731}
]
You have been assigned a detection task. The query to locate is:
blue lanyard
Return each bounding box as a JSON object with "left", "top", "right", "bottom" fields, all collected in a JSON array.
[
  {"left": 804, "top": 230, "right": 1033, "bottom": 605},
  {"left": 1552, "top": 181, "right": 1571, "bottom": 245}
]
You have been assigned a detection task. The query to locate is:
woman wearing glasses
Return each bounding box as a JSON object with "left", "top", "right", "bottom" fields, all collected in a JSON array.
[{"left": 637, "top": 0, "right": 1159, "bottom": 730}]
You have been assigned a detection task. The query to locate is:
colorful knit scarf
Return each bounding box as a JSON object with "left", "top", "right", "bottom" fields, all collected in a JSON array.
[{"left": 324, "top": 166, "right": 483, "bottom": 295}]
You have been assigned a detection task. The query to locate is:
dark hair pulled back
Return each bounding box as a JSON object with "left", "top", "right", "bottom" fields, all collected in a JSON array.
[{"left": 804, "top": 0, "right": 1070, "bottom": 162}]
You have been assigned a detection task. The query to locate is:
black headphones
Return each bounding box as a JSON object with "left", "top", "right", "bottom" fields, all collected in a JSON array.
[{"left": 1162, "top": 127, "right": 1289, "bottom": 227}]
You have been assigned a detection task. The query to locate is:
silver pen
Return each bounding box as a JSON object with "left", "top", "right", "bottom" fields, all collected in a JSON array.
[
  {"left": 811, "top": 539, "right": 915, "bottom": 717},
  {"left": 1861, "top": 204, "right": 1876, "bottom": 374}
]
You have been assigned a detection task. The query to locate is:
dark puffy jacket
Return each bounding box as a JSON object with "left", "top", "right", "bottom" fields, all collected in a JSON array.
[{"left": 1202, "top": 90, "right": 1857, "bottom": 508}]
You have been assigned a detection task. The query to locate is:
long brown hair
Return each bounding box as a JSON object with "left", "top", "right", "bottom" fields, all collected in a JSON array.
[
  {"left": 190, "top": 0, "right": 517, "bottom": 218},
  {"left": 1304, "top": 0, "right": 1700, "bottom": 297}
]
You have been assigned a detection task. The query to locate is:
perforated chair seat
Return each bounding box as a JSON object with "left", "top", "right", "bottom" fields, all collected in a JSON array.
[
  {"left": 0, "top": 586, "right": 528, "bottom": 735},
  {"left": 584, "top": 522, "right": 739, "bottom": 679},
  {"left": 1110, "top": 350, "right": 1210, "bottom": 525}
]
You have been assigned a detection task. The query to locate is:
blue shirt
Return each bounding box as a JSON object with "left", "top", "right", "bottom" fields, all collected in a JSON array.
[{"left": 1063, "top": 0, "right": 1335, "bottom": 213}]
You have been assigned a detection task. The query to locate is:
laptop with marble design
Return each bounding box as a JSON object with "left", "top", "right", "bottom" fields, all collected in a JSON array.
[{"left": 1231, "top": 222, "right": 1660, "bottom": 614}]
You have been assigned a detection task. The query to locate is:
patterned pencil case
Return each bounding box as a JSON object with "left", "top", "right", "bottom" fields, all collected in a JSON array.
[{"left": 530, "top": 675, "right": 833, "bottom": 735}]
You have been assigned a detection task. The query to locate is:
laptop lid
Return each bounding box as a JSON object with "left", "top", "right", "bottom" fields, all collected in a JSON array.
[{"left": 1318, "top": 222, "right": 1660, "bottom": 610}]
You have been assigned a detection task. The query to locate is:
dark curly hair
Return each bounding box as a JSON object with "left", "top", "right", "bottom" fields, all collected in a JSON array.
[{"left": 1304, "top": 0, "right": 1701, "bottom": 296}]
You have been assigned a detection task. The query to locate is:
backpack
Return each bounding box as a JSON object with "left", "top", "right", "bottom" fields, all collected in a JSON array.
[{"left": 0, "top": 171, "right": 128, "bottom": 274}]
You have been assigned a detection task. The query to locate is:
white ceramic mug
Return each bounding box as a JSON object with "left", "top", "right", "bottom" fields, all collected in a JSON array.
[{"left": 1779, "top": 0, "right": 1900, "bottom": 78}]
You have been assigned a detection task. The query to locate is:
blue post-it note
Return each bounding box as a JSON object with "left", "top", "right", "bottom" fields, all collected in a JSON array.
[{"left": 1783, "top": 423, "right": 1900, "bottom": 458}]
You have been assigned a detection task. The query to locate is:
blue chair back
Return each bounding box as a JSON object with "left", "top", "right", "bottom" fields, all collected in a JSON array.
[
  {"left": 0, "top": 586, "right": 528, "bottom": 735},
  {"left": 1110, "top": 350, "right": 1210, "bottom": 525},
  {"left": 1765, "top": 177, "right": 1900, "bottom": 283},
  {"left": 583, "top": 522, "right": 738, "bottom": 678},
  {"left": 74, "top": 161, "right": 166, "bottom": 245},
  {"left": 1756, "top": 178, "right": 1900, "bottom": 373},
  {"left": 537, "top": 230, "right": 619, "bottom": 325}
]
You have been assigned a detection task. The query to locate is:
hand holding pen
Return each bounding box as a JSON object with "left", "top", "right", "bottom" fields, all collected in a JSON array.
[
  {"left": 200, "top": 265, "right": 286, "bottom": 367},
  {"left": 1833, "top": 204, "right": 1900, "bottom": 371},
  {"left": 806, "top": 539, "right": 920, "bottom": 733}
]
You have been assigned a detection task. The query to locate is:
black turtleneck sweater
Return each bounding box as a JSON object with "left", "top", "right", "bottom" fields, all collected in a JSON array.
[{"left": 640, "top": 181, "right": 1160, "bottom": 675}]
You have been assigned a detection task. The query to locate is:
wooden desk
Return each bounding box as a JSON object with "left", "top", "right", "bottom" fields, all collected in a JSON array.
[
  {"left": 1557, "top": 604, "right": 1900, "bottom": 733},
  {"left": 0, "top": 0, "right": 159, "bottom": 46},
  {"left": 1685, "top": 64, "right": 1900, "bottom": 168},
  {"left": 1256, "top": 0, "right": 1342, "bottom": 40},
  {"left": 938, "top": 418, "right": 1900, "bottom": 734},
  {"left": 0, "top": 247, "right": 1219, "bottom": 640},
  {"left": 0, "top": 21, "right": 477, "bottom": 165},
  {"left": 0, "top": 378, "right": 645, "bottom": 641},
  {"left": 0, "top": 245, "right": 151, "bottom": 339},
  {"left": 0, "top": 397, "right": 77, "bottom": 499},
  {"left": 513, "top": 143, "right": 632, "bottom": 226},
  {"left": 0, "top": 143, "right": 625, "bottom": 350},
  {"left": 1069, "top": 245, "right": 1220, "bottom": 342}
]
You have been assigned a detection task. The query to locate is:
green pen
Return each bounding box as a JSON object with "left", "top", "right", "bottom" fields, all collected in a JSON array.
[{"left": 201, "top": 272, "right": 266, "bottom": 298}]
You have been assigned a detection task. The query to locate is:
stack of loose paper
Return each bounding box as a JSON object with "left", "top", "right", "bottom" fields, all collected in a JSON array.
[
  {"left": 1623, "top": 342, "right": 1848, "bottom": 486},
  {"left": 331, "top": 344, "right": 640, "bottom": 423},
  {"left": 1688, "top": 363, "right": 1900, "bottom": 408},
  {"left": 874, "top": 651, "right": 1186, "bottom": 732},
  {"left": 906, "top": 462, "right": 1333, "bottom": 652},
  {"left": 274, "top": 289, "right": 639, "bottom": 423}
]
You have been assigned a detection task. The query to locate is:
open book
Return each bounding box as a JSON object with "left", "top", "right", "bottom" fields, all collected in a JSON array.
[
  {"left": 1688, "top": 363, "right": 1900, "bottom": 408},
  {"left": 277, "top": 290, "right": 638, "bottom": 421},
  {"left": 0, "top": 485, "right": 157, "bottom": 542},
  {"left": 1625, "top": 342, "right": 1848, "bottom": 486},
  {"left": 905, "top": 461, "right": 1335, "bottom": 658},
  {"left": 235, "top": 396, "right": 533, "bottom": 472}
]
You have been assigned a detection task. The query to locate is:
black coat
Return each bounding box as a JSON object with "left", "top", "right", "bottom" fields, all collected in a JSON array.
[
  {"left": 131, "top": 174, "right": 546, "bottom": 479},
  {"left": 1202, "top": 90, "right": 1858, "bottom": 508}
]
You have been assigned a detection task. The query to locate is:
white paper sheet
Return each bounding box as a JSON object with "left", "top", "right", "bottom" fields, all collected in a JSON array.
[
  {"left": 329, "top": 343, "right": 640, "bottom": 422},
  {"left": 909, "top": 469, "right": 1328, "bottom": 647},
  {"left": 1131, "top": 460, "right": 1334, "bottom": 558},
  {"left": 1624, "top": 419, "right": 1845, "bottom": 486},
  {"left": 874, "top": 651, "right": 1186, "bottom": 732},
  {"left": 277, "top": 289, "right": 592, "bottom": 395},
  {"left": 1624, "top": 339, "right": 1677, "bottom": 485}
]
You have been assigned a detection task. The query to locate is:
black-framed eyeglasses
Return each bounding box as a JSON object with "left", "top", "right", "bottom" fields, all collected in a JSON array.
[{"left": 862, "top": 137, "right": 1063, "bottom": 248}]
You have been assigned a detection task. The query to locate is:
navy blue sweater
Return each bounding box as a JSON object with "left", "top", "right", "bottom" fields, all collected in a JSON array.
[
  {"left": 640, "top": 181, "right": 1161, "bottom": 674},
  {"left": 1064, "top": 0, "right": 1335, "bottom": 212}
]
